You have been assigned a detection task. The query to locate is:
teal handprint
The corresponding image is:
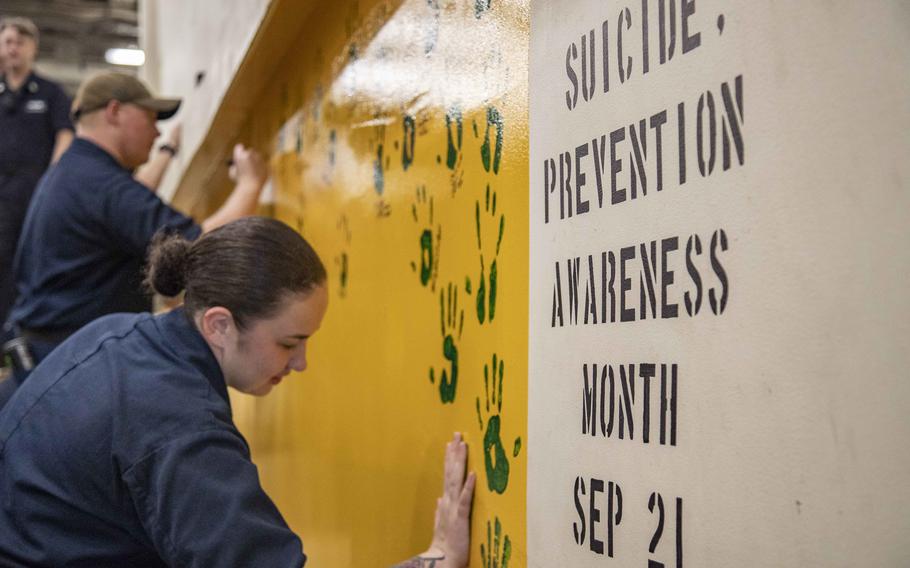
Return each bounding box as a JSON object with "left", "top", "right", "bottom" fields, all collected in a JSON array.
[
  {"left": 480, "top": 516, "right": 511, "bottom": 568},
  {"left": 430, "top": 283, "right": 464, "bottom": 404},
  {"left": 402, "top": 113, "right": 416, "bottom": 170},
  {"left": 476, "top": 354, "right": 521, "bottom": 494},
  {"left": 373, "top": 143, "right": 384, "bottom": 195}
]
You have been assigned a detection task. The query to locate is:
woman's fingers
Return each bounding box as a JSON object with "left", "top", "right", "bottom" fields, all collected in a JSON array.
[
  {"left": 444, "top": 432, "right": 467, "bottom": 500},
  {"left": 458, "top": 471, "right": 476, "bottom": 516}
]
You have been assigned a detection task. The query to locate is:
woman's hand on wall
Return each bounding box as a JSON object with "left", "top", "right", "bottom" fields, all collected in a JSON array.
[
  {"left": 428, "top": 432, "right": 476, "bottom": 568},
  {"left": 392, "top": 433, "right": 476, "bottom": 568}
]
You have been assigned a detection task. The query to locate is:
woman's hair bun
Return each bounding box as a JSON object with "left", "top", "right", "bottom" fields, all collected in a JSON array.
[{"left": 145, "top": 232, "right": 191, "bottom": 297}]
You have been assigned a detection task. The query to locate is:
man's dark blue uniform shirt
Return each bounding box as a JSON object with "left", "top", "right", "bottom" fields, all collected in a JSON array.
[
  {"left": 0, "top": 72, "right": 73, "bottom": 326},
  {"left": 0, "top": 72, "right": 71, "bottom": 177},
  {"left": 0, "top": 308, "right": 306, "bottom": 567},
  {"left": 9, "top": 138, "right": 202, "bottom": 332}
]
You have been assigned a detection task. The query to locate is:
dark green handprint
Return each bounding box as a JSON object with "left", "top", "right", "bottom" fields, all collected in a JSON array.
[
  {"left": 480, "top": 516, "right": 511, "bottom": 568},
  {"left": 479, "top": 106, "right": 503, "bottom": 174},
  {"left": 430, "top": 283, "right": 464, "bottom": 404},
  {"left": 472, "top": 184, "right": 505, "bottom": 325},
  {"left": 445, "top": 105, "right": 464, "bottom": 195},
  {"left": 476, "top": 354, "right": 521, "bottom": 494},
  {"left": 410, "top": 185, "right": 440, "bottom": 290},
  {"left": 334, "top": 215, "right": 352, "bottom": 298},
  {"left": 446, "top": 105, "right": 463, "bottom": 171}
]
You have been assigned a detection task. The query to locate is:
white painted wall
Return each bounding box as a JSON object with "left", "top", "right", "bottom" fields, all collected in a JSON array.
[
  {"left": 138, "top": 0, "right": 271, "bottom": 200},
  {"left": 529, "top": 1, "right": 910, "bottom": 566}
]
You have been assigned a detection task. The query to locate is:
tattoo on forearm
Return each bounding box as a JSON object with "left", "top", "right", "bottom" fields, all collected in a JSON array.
[{"left": 391, "top": 556, "right": 443, "bottom": 568}]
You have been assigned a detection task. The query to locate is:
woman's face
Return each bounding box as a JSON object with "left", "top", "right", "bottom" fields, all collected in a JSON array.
[{"left": 222, "top": 285, "right": 329, "bottom": 397}]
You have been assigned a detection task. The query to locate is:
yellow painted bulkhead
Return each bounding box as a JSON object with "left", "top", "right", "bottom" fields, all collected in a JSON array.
[{"left": 177, "top": 1, "right": 530, "bottom": 565}]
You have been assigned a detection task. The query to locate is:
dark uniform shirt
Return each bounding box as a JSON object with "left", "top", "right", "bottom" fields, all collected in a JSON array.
[
  {"left": 0, "top": 71, "right": 71, "bottom": 176},
  {"left": 0, "top": 72, "right": 73, "bottom": 324},
  {"left": 0, "top": 308, "right": 307, "bottom": 567},
  {"left": 9, "top": 137, "right": 202, "bottom": 333}
]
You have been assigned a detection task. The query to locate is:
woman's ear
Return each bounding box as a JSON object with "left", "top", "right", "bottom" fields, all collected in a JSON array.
[{"left": 199, "top": 306, "right": 237, "bottom": 350}]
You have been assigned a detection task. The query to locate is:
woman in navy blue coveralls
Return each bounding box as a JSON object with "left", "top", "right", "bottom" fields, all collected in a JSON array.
[{"left": 0, "top": 217, "right": 475, "bottom": 567}]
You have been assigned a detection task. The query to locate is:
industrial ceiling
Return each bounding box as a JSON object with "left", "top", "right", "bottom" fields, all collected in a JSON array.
[{"left": 1, "top": 0, "right": 140, "bottom": 95}]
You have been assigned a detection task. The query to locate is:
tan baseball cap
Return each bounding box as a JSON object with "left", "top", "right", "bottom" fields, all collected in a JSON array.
[{"left": 71, "top": 72, "right": 181, "bottom": 122}]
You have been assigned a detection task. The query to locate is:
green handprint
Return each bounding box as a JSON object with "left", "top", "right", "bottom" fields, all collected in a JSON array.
[
  {"left": 479, "top": 106, "right": 503, "bottom": 174},
  {"left": 480, "top": 516, "right": 511, "bottom": 568},
  {"left": 445, "top": 105, "right": 464, "bottom": 195},
  {"left": 476, "top": 354, "right": 521, "bottom": 494},
  {"left": 446, "top": 105, "right": 463, "bottom": 171},
  {"left": 430, "top": 283, "right": 464, "bottom": 404},
  {"left": 471, "top": 184, "right": 505, "bottom": 325},
  {"left": 410, "top": 185, "right": 440, "bottom": 290}
]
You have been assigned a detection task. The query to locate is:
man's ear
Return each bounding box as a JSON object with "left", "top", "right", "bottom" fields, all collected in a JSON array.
[
  {"left": 102, "top": 99, "right": 122, "bottom": 125},
  {"left": 199, "top": 306, "right": 237, "bottom": 350}
]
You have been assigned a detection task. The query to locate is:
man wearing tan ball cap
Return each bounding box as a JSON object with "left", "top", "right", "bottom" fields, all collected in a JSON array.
[
  {"left": 1, "top": 71, "right": 268, "bottom": 407},
  {"left": 71, "top": 71, "right": 182, "bottom": 123},
  {"left": 70, "top": 72, "right": 183, "bottom": 171}
]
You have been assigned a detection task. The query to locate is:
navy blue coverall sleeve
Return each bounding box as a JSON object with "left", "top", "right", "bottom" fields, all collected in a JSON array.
[{"left": 123, "top": 428, "right": 306, "bottom": 567}]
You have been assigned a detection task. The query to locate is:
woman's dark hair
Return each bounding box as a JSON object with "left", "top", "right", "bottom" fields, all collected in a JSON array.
[{"left": 146, "top": 217, "right": 327, "bottom": 329}]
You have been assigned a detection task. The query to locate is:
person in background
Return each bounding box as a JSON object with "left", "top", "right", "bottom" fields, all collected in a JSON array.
[
  {"left": 0, "top": 216, "right": 476, "bottom": 567},
  {"left": 0, "top": 17, "right": 74, "bottom": 330},
  {"left": 0, "top": 71, "right": 268, "bottom": 407}
]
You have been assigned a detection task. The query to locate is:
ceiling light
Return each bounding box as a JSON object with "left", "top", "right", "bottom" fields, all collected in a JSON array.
[{"left": 105, "top": 48, "right": 145, "bottom": 67}]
